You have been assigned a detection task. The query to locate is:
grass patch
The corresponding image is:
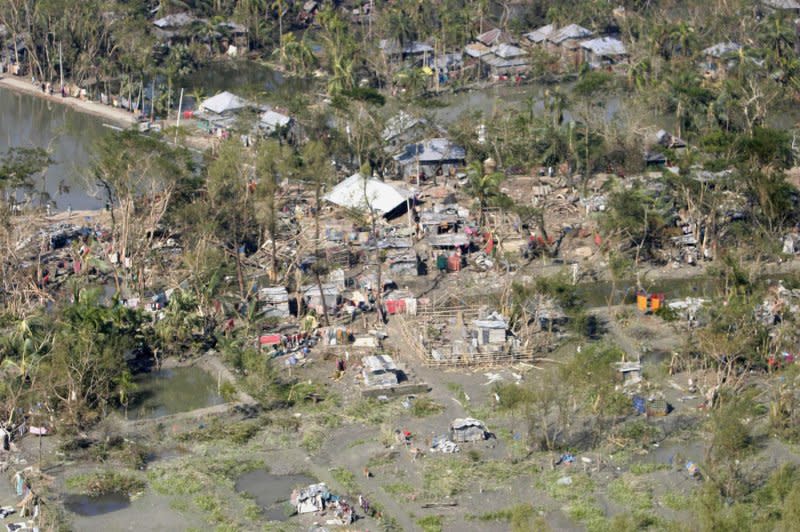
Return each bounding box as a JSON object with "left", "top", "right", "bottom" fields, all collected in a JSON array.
[
  {"left": 204, "top": 457, "right": 265, "bottom": 482},
  {"left": 608, "top": 477, "right": 653, "bottom": 512},
  {"left": 629, "top": 463, "right": 669, "bottom": 475},
  {"left": 538, "top": 470, "right": 595, "bottom": 501},
  {"left": 367, "top": 452, "right": 397, "bottom": 469},
  {"left": 567, "top": 499, "right": 607, "bottom": 532},
  {"left": 662, "top": 490, "right": 691, "bottom": 511},
  {"left": 410, "top": 397, "right": 445, "bottom": 418},
  {"left": 176, "top": 418, "right": 261, "bottom": 445},
  {"left": 417, "top": 515, "right": 443, "bottom": 532},
  {"left": 471, "top": 503, "right": 536, "bottom": 530},
  {"left": 300, "top": 427, "right": 326, "bottom": 452},
  {"left": 383, "top": 482, "right": 415, "bottom": 499},
  {"left": 330, "top": 467, "right": 359, "bottom": 493},
  {"left": 422, "top": 457, "right": 519, "bottom": 497},
  {"left": 345, "top": 398, "right": 401, "bottom": 425},
  {"left": 148, "top": 468, "right": 206, "bottom": 496},
  {"left": 65, "top": 471, "right": 145, "bottom": 496}
]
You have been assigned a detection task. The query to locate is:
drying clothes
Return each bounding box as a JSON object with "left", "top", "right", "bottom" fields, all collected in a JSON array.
[{"left": 0, "top": 507, "right": 14, "bottom": 519}]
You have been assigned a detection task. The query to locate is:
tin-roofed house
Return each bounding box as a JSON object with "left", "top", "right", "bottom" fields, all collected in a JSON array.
[
  {"left": 524, "top": 24, "right": 555, "bottom": 48},
  {"left": 480, "top": 43, "right": 530, "bottom": 78},
  {"left": 393, "top": 138, "right": 466, "bottom": 180},
  {"left": 547, "top": 24, "right": 594, "bottom": 68},
  {"left": 700, "top": 42, "right": 741, "bottom": 80},
  {"left": 580, "top": 37, "right": 628, "bottom": 69},
  {"left": 383, "top": 112, "right": 429, "bottom": 153}
]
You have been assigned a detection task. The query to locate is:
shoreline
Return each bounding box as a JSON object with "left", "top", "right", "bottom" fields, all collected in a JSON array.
[{"left": 0, "top": 75, "right": 136, "bottom": 127}]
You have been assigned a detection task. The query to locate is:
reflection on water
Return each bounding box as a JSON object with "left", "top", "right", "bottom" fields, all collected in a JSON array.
[
  {"left": 125, "top": 366, "right": 225, "bottom": 420},
  {"left": 63, "top": 492, "right": 130, "bottom": 516},
  {"left": 0, "top": 86, "right": 108, "bottom": 210}
]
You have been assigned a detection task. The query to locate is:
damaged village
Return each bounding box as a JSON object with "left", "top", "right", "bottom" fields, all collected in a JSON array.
[{"left": 8, "top": 1, "right": 800, "bottom": 531}]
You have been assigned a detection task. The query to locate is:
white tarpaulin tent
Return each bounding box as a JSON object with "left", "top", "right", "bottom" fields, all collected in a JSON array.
[
  {"left": 199, "top": 91, "right": 247, "bottom": 115},
  {"left": 324, "top": 173, "right": 413, "bottom": 215}
]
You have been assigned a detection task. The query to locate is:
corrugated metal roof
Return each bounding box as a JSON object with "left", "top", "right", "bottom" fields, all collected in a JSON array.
[
  {"left": 580, "top": 37, "right": 627, "bottom": 56},
  {"left": 324, "top": 173, "right": 413, "bottom": 214},
  {"left": 701, "top": 41, "right": 740, "bottom": 58},
  {"left": 548, "top": 24, "right": 593, "bottom": 44},
  {"left": 525, "top": 24, "right": 555, "bottom": 43},
  {"left": 394, "top": 138, "right": 466, "bottom": 165}
]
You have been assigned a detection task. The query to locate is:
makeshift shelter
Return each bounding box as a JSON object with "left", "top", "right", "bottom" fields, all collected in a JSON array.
[
  {"left": 473, "top": 312, "right": 508, "bottom": 346},
  {"left": 303, "top": 284, "right": 339, "bottom": 314},
  {"left": 199, "top": 91, "right": 247, "bottom": 115},
  {"left": 450, "top": 418, "right": 489, "bottom": 443},
  {"left": 258, "top": 286, "right": 290, "bottom": 318},
  {"left": 324, "top": 173, "right": 414, "bottom": 217},
  {"left": 615, "top": 361, "right": 642, "bottom": 386},
  {"left": 362, "top": 354, "right": 402, "bottom": 387}
]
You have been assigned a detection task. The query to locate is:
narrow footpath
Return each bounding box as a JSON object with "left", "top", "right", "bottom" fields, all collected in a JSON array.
[{"left": 0, "top": 75, "right": 136, "bottom": 127}]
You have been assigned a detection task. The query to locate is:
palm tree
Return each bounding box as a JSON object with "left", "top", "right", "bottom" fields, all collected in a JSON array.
[
  {"left": 271, "top": 0, "right": 286, "bottom": 61},
  {"left": 466, "top": 161, "right": 506, "bottom": 227},
  {"left": 759, "top": 14, "right": 795, "bottom": 63}
]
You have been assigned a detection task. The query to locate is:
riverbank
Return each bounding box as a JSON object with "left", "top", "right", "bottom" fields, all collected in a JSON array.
[{"left": 0, "top": 75, "right": 136, "bottom": 127}]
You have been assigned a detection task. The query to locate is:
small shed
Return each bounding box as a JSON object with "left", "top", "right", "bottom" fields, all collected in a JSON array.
[
  {"left": 362, "top": 354, "right": 401, "bottom": 387},
  {"left": 615, "top": 361, "right": 642, "bottom": 386},
  {"left": 450, "top": 418, "right": 489, "bottom": 443},
  {"left": 258, "top": 286, "right": 290, "bottom": 318},
  {"left": 303, "top": 284, "right": 340, "bottom": 314},
  {"left": 473, "top": 312, "right": 508, "bottom": 345}
]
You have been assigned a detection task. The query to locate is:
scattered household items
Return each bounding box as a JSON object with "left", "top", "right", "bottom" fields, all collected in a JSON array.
[
  {"left": 633, "top": 396, "right": 671, "bottom": 416},
  {"left": 636, "top": 291, "right": 664, "bottom": 313},
  {"left": 449, "top": 418, "right": 489, "bottom": 443},
  {"left": 290, "top": 482, "right": 352, "bottom": 524},
  {"left": 556, "top": 453, "right": 576, "bottom": 465},
  {"left": 430, "top": 436, "right": 460, "bottom": 453}
]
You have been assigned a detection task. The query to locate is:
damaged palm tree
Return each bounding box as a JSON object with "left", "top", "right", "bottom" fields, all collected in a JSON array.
[{"left": 88, "top": 131, "right": 193, "bottom": 297}]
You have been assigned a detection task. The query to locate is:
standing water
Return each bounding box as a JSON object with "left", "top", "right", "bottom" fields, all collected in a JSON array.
[
  {"left": 234, "top": 471, "right": 317, "bottom": 522},
  {"left": 0, "top": 87, "right": 108, "bottom": 210},
  {"left": 125, "top": 366, "right": 225, "bottom": 420}
]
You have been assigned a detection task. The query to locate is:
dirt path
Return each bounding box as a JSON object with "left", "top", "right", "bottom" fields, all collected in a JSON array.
[{"left": 0, "top": 75, "right": 136, "bottom": 127}]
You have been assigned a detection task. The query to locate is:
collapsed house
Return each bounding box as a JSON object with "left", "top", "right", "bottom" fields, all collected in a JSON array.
[
  {"left": 361, "top": 354, "right": 402, "bottom": 387},
  {"left": 450, "top": 418, "right": 490, "bottom": 443}
]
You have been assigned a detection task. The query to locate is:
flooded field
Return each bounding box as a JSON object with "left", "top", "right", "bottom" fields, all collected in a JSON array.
[
  {"left": 234, "top": 471, "right": 316, "bottom": 522},
  {"left": 125, "top": 366, "right": 225, "bottom": 420},
  {"left": 63, "top": 492, "right": 130, "bottom": 516}
]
